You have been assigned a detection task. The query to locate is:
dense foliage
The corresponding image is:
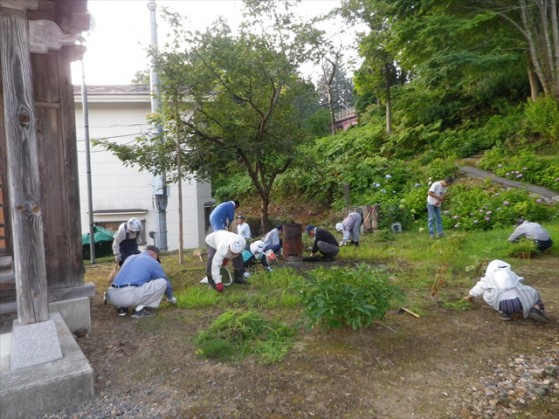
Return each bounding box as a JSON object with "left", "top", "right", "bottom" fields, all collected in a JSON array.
[
  {"left": 293, "top": 264, "right": 401, "bottom": 330},
  {"left": 213, "top": 1, "right": 558, "bottom": 232}
]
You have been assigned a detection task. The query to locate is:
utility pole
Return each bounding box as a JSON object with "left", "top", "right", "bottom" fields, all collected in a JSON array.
[
  {"left": 81, "top": 56, "right": 96, "bottom": 264},
  {"left": 147, "top": 0, "right": 167, "bottom": 250}
]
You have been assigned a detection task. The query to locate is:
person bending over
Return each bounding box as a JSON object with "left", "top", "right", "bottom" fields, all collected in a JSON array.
[
  {"left": 336, "top": 211, "right": 363, "bottom": 246},
  {"left": 463, "top": 259, "right": 549, "bottom": 322},
  {"left": 209, "top": 200, "right": 239, "bottom": 231},
  {"left": 508, "top": 218, "right": 553, "bottom": 252},
  {"left": 112, "top": 217, "right": 143, "bottom": 266},
  {"left": 206, "top": 230, "right": 247, "bottom": 292}
]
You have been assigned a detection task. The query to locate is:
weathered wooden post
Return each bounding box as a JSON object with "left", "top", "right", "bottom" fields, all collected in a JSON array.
[{"left": 0, "top": 1, "right": 49, "bottom": 325}]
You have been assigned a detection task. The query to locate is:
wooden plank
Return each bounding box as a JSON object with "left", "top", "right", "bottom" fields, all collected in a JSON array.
[
  {"left": 32, "top": 47, "right": 84, "bottom": 288},
  {"left": 58, "top": 46, "right": 85, "bottom": 281},
  {"left": 0, "top": 7, "right": 49, "bottom": 324}
]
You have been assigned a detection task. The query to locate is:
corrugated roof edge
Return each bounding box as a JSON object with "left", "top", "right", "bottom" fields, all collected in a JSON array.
[{"left": 72, "top": 85, "right": 150, "bottom": 95}]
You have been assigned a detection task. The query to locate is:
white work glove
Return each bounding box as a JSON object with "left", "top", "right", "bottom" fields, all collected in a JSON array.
[
  {"left": 167, "top": 296, "right": 177, "bottom": 304},
  {"left": 115, "top": 254, "right": 121, "bottom": 263}
]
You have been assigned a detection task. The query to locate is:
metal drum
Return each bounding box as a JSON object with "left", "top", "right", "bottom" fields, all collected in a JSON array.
[{"left": 282, "top": 223, "right": 302, "bottom": 261}]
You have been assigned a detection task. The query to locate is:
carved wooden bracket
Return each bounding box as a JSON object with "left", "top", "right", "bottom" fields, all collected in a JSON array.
[
  {"left": 0, "top": 0, "right": 38, "bottom": 11},
  {"left": 29, "top": 19, "right": 81, "bottom": 54}
]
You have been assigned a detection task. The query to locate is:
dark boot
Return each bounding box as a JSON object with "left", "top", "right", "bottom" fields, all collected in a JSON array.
[
  {"left": 233, "top": 269, "right": 249, "bottom": 285},
  {"left": 354, "top": 242, "right": 359, "bottom": 247}
]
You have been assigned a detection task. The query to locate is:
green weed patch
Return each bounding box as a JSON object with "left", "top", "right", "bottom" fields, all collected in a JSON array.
[{"left": 194, "top": 309, "right": 296, "bottom": 364}]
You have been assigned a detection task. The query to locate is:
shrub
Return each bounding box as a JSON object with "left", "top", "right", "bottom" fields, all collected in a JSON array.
[
  {"left": 293, "top": 264, "right": 401, "bottom": 331},
  {"left": 478, "top": 148, "right": 559, "bottom": 189},
  {"left": 442, "top": 183, "right": 556, "bottom": 231},
  {"left": 524, "top": 96, "right": 559, "bottom": 141}
]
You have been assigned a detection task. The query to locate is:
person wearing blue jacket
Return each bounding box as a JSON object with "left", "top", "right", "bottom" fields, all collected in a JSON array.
[
  {"left": 209, "top": 200, "right": 240, "bottom": 231},
  {"left": 107, "top": 245, "right": 176, "bottom": 318}
]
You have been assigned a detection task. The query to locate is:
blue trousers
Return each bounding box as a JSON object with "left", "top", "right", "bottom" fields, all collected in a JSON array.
[{"left": 427, "top": 204, "right": 443, "bottom": 236}]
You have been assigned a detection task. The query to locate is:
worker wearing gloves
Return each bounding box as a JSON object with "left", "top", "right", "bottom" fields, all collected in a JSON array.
[
  {"left": 205, "top": 230, "right": 247, "bottom": 292},
  {"left": 112, "top": 218, "right": 143, "bottom": 266},
  {"left": 336, "top": 211, "right": 363, "bottom": 246},
  {"left": 463, "top": 259, "right": 549, "bottom": 322}
]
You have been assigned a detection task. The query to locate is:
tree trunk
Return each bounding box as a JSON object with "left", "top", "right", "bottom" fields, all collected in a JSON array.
[
  {"left": 260, "top": 195, "right": 270, "bottom": 236},
  {"left": 322, "top": 60, "right": 338, "bottom": 135},
  {"left": 384, "top": 63, "right": 392, "bottom": 135},
  {"left": 527, "top": 62, "right": 539, "bottom": 101}
]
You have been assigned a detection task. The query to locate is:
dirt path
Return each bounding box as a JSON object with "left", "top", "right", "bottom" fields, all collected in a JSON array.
[{"left": 42, "top": 256, "right": 559, "bottom": 419}]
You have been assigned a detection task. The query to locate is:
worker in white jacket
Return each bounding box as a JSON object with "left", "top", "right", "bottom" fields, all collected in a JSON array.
[
  {"left": 508, "top": 218, "right": 553, "bottom": 251},
  {"left": 205, "top": 230, "right": 247, "bottom": 292},
  {"left": 464, "top": 259, "right": 549, "bottom": 322}
]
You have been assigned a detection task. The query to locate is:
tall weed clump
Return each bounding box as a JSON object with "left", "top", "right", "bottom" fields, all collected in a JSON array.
[
  {"left": 293, "top": 264, "right": 401, "bottom": 331},
  {"left": 194, "top": 309, "right": 296, "bottom": 364}
]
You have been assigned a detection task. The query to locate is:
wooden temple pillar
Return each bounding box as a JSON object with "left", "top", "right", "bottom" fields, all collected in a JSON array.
[{"left": 0, "top": 0, "right": 93, "bottom": 332}]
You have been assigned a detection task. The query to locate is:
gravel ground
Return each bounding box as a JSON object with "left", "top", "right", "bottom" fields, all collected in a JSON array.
[
  {"left": 459, "top": 347, "right": 559, "bottom": 419},
  {"left": 41, "top": 347, "right": 558, "bottom": 419}
]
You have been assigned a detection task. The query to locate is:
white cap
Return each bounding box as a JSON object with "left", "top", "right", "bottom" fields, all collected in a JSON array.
[
  {"left": 250, "top": 240, "right": 264, "bottom": 256},
  {"left": 229, "top": 236, "right": 246, "bottom": 254},
  {"left": 127, "top": 218, "right": 142, "bottom": 232},
  {"left": 335, "top": 223, "right": 343, "bottom": 232}
]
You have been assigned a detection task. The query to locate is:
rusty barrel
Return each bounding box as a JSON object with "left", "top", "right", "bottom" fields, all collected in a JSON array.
[{"left": 282, "top": 223, "right": 302, "bottom": 261}]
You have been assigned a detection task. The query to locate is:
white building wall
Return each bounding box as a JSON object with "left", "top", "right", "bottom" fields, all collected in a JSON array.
[{"left": 74, "top": 95, "right": 212, "bottom": 251}]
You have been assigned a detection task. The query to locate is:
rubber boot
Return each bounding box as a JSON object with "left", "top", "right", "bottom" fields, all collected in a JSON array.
[{"left": 233, "top": 269, "right": 249, "bottom": 285}]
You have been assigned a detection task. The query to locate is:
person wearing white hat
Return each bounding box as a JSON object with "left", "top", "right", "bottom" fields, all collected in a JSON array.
[
  {"left": 240, "top": 240, "right": 273, "bottom": 277},
  {"left": 205, "top": 230, "right": 248, "bottom": 292},
  {"left": 336, "top": 211, "right": 363, "bottom": 247},
  {"left": 112, "top": 217, "right": 143, "bottom": 266},
  {"left": 463, "top": 259, "right": 549, "bottom": 322}
]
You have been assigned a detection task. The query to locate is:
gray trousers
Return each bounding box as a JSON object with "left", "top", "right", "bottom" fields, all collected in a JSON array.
[
  {"left": 317, "top": 241, "right": 340, "bottom": 257},
  {"left": 107, "top": 278, "right": 167, "bottom": 310}
]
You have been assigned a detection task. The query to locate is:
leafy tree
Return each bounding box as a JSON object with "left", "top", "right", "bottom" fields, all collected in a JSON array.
[
  {"left": 95, "top": 1, "right": 324, "bottom": 232},
  {"left": 341, "top": 0, "right": 407, "bottom": 135},
  {"left": 131, "top": 69, "right": 150, "bottom": 85},
  {"left": 317, "top": 57, "right": 356, "bottom": 133}
]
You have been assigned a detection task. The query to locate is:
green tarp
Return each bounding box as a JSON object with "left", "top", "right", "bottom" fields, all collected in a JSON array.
[{"left": 82, "top": 225, "right": 115, "bottom": 259}]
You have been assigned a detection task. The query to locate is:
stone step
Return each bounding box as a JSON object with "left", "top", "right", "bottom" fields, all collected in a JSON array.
[
  {"left": 0, "top": 269, "right": 15, "bottom": 304},
  {"left": 0, "top": 255, "right": 13, "bottom": 271},
  {"left": 0, "top": 301, "right": 17, "bottom": 333}
]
